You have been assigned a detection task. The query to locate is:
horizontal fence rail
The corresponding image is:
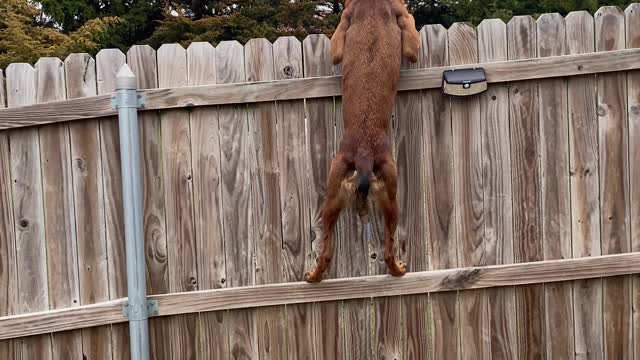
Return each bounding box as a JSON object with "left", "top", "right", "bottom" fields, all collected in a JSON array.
[
  {"left": 0, "top": 48, "right": 638, "bottom": 130},
  {"left": 1, "top": 252, "right": 639, "bottom": 340}
]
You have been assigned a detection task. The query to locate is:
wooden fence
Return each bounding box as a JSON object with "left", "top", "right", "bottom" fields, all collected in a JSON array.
[{"left": 0, "top": 4, "right": 639, "bottom": 360}]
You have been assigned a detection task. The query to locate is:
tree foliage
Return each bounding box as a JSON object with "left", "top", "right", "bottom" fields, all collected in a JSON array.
[{"left": 0, "top": 0, "right": 634, "bottom": 69}]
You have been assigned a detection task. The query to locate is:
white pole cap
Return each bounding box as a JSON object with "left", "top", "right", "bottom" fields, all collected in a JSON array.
[{"left": 116, "top": 64, "right": 137, "bottom": 90}]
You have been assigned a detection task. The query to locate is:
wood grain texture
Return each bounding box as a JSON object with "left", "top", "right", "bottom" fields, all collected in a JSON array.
[
  {"left": 3, "top": 48, "right": 640, "bottom": 129},
  {"left": 595, "top": 7, "right": 633, "bottom": 359},
  {"left": 625, "top": 5, "right": 640, "bottom": 359},
  {"left": 216, "top": 40, "right": 258, "bottom": 360},
  {"left": 35, "top": 57, "right": 84, "bottom": 359},
  {"left": 6, "top": 62, "right": 52, "bottom": 359},
  {"left": 395, "top": 25, "right": 428, "bottom": 360},
  {"left": 0, "top": 68, "right": 19, "bottom": 359},
  {"left": 95, "top": 48, "right": 130, "bottom": 360},
  {"left": 536, "top": 14, "right": 574, "bottom": 359},
  {"left": 2, "top": 252, "right": 640, "bottom": 341},
  {"left": 477, "top": 18, "right": 518, "bottom": 360},
  {"left": 186, "top": 41, "right": 229, "bottom": 360},
  {"left": 421, "top": 24, "right": 458, "bottom": 360},
  {"left": 157, "top": 43, "right": 199, "bottom": 360},
  {"left": 244, "top": 38, "right": 287, "bottom": 360},
  {"left": 126, "top": 44, "right": 171, "bottom": 359},
  {"left": 302, "top": 34, "right": 343, "bottom": 360},
  {"left": 449, "top": 22, "right": 489, "bottom": 360},
  {"left": 565, "top": 11, "right": 604, "bottom": 360},
  {"left": 65, "top": 52, "right": 113, "bottom": 360},
  {"left": 273, "top": 36, "right": 316, "bottom": 360},
  {"left": 507, "top": 16, "right": 545, "bottom": 360}
]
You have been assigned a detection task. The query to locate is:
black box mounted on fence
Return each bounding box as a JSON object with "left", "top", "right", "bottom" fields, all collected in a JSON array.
[{"left": 442, "top": 68, "right": 487, "bottom": 96}]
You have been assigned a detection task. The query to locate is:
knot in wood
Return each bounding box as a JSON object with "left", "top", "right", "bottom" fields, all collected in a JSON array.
[
  {"left": 74, "top": 158, "right": 86, "bottom": 172},
  {"left": 441, "top": 268, "right": 481, "bottom": 289},
  {"left": 18, "top": 218, "right": 30, "bottom": 228},
  {"left": 596, "top": 105, "right": 607, "bottom": 117},
  {"left": 630, "top": 104, "right": 640, "bottom": 115},
  {"left": 283, "top": 65, "right": 293, "bottom": 77}
]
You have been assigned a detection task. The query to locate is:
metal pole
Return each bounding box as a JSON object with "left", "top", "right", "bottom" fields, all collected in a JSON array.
[{"left": 115, "top": 64, "right": 149, "bottom": 360}]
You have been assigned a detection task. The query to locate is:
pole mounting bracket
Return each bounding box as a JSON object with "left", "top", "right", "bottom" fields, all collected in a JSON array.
[{"left": 122, "top": 300, "right": 159, "bottom": 320}]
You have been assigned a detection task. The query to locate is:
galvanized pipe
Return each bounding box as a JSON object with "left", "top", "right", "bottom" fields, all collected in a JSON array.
[{"left": 116, "top": 64, "right": 149, "bottom": 360}]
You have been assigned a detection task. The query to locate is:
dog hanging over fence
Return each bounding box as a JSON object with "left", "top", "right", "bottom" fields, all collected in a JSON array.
[{"left": 304, "top": 0, "right": 420, "bottom": 283}]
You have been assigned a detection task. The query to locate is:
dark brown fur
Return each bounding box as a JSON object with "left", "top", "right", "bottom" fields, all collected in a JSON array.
[{"left": 305, "top": 0, "right": 420, "bottom": 283}]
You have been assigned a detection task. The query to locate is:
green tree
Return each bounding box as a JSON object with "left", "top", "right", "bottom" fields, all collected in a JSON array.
[{"left": 0, "top": 0, "right": 119, "bottom": 68}]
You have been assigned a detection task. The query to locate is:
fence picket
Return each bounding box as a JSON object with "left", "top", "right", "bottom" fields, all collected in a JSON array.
[
  {"left": 421, "top": 24, "right": 459, "bottom": 360},
  {"left": 157, "top": 43, "right": 199, "bottom": 360},
  {"left": 65, "top": 52, "right": 113, "bottom": 359},
  {"left": 7, "top": 62, "right": 52, "bottom": 359},
  {"left": 477, "top": 18, "right": 518, "bottom": 359},
  {"left": 186, "top": 41, "right": 230, "bottom": 359},
  {"left": 126, "top": 44, "right": 172, "bottom": 359},
  {"left": 507, "top": 15, "right": 545, "bottom": 360},
  {"left": 96, "top": 48, "right": 130, "bottom": 359},
  {"left": 595, "top": 7, "right": 633, "bottom": 359},
  {"left": 216, "top": 40, "right": 259, "bottom": 360},
  {"left": 302, "top": 34, "right": 344, "bottom": 360},
  {"left": 35, "top": 57, "right": 83, "bottom": 359},
  {"left": 565, "top": 11, "right": 604, "bottom": 359},
  {"left": 244, "top": 38, "right": 287, "bottom": 360},
  {"left": 0, "top": 68, "right": 19, "bottom": 359},
  {"left": 625, "top": 4, "right": 640, "bottom": 359},
  {"left": 536, "top": 13, "right": 574, "bottom": 359}
]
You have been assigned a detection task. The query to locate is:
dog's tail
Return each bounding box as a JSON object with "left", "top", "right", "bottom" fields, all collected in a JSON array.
[{"left": 354, "top": 157, "right": 373, "bottom": 219}]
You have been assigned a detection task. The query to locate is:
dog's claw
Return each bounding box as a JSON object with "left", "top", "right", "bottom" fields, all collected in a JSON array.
[{"left": 389, "top": 260, "right": 407, "bottom": 277}]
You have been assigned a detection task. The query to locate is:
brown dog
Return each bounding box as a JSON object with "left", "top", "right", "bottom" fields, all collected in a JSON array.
[{"left": 304, "top": 0, "right": 420, "bottom": 283}]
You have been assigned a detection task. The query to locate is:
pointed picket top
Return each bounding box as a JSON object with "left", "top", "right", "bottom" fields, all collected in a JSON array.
[
  {"left": 216, "top": 41, "right": 245, "bottom": 84},
  {"left": 64, "top": 53, "right": 97, "bottom": 99},
  {"left": 5, "top": 63, "right": 36, "bottom": 107},
  {"left": 507, "top": 15, "right": 537, "bottom": 60},
  {"left": 448, "top": 22, "right": 478, "bottom": 66},
  {"left": 537, "top": 13, "right": 566, "bottom": 57},
  {"left": 34, "top": 57, "right": 66, "bottom": 104},
  {"left": 302, "top": 34, "right": 332, "bottom": 77},
  {"left": 157, "top": 44, "right": 187, "bottom": 88},
  {"left": 565, "top": 11, "right": 595, "bottom": 54},
  {"left": 187, "top": 42, "right": 216, "bottom": 86},
  {"left": 116, "top": 64, "right": 137, "bottom": 90},
  {"left": 244, "top": 38, "right": 274, "bottom": 82},
  {"left": 478, "top": 19, "right": 507, "bottom": 62},
  {"left": 626, "top": 4, "right": 640, "bottom": 48},
  {"left": 127, "top": 45, "right": 158, "bottom": 89},
  {"left": 96, "top": 49, "right": 126, "bottom": 94},
  {"left": 420, "top": 24, "right": 448, "bottom": 67},
  {"left": 595, "top": 6, "right": 625, "bottom": 51},
  {"left": 274, "top": 36, "right": 302, "bottom": 80}
]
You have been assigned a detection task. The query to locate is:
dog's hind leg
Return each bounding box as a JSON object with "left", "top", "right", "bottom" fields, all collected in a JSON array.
[
  {"left": 305, "top": 155, "right": 353, "bottom": 283},
  {"left": 371, "top": 157, "right": 406, "bottom": 277}
]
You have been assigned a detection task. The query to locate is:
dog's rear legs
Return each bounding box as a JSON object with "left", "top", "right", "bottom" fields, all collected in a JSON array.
[
  {"left": 305, "top": 155, "right": 351, "bottom": 283},
  {"left": 372, "top": 157, "right": 406, "bottom": 276}
]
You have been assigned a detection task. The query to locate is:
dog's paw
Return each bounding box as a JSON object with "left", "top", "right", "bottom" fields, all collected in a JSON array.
[
  {"left": 389, "top": 260, "right": 407, "bottom": 277},
  {"left": 304, "top": 270, "right": 322, "bottom": 283}
]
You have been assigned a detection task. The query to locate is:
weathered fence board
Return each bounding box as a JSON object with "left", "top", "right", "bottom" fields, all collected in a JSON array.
[
  {"left": 421, "top": 23, "right": 459, "bottom": 360},
  {"left": 66, "top": 52, "right": 113, "bottom": 359},
  {"left": 477, "top": 18, "right": 518, "bottom": 359},
  {"left": 96, "top": 48, "right": 130, "bottom": 360},
  {"left": 596, "top": 7, "right": 634, "bottom": 359},
  {"left": 626, "top": 5, "right": 640, "bottom": 359},
  {"left": 565, "top": 11, "right": 604, "bottom": 360},
  {"left": 302, "top": 34, "right": 344, "bottom": 360},
  {"left": 0, "top": 6, "right": 640, "bottom": 359},
  {"left": 7, "top": 62, "right": 52, "bottom": 359},
  {"left": 536, "top": 13, "right": 574, "bottom": 359},
  {"left": 127, "top": 44, "right": 172, "bottom": 360},
  {"left": 0, "top": 68, "right": 19, "bottom": 359}
]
